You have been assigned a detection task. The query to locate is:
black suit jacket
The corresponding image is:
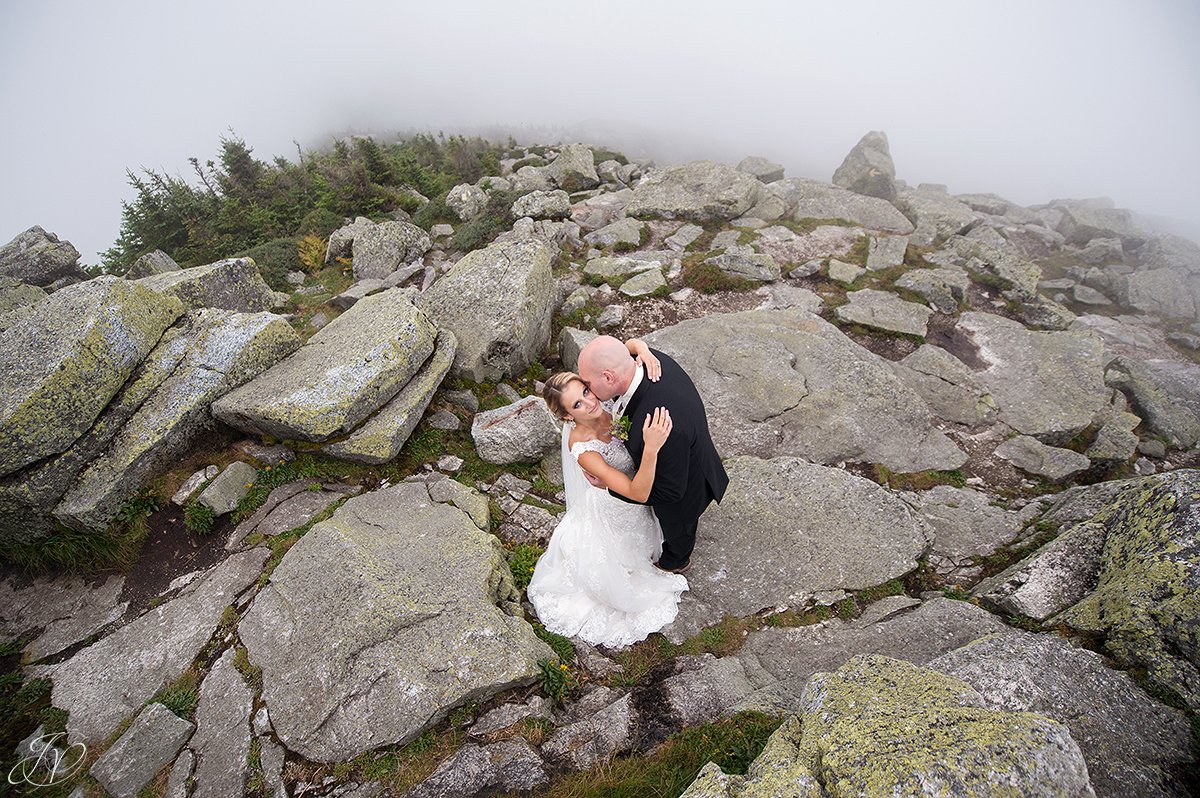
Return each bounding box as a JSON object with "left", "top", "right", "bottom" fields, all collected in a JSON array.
[{"left": 610, "top": 349, "right": 729, "bottom": 526}]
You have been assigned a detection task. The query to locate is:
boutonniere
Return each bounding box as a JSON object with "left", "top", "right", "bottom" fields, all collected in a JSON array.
[{"left": 610, "top": 414, "right": 631, "bottom": 441}]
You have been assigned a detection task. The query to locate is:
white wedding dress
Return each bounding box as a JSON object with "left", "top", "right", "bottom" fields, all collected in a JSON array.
[{"left": 527, "top": 424, "right": 688, "bottom": 648}]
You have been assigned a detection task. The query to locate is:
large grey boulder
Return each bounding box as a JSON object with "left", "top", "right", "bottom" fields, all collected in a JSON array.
[
  {"left": 1104, "top": 357, "right": 1200, "bottom": 448},
  {"left": 751, "top": 223, "right": 865, "bottom": 267},
  {"left": 660, "top": 456, "right": 932, "bottom": 642},
  {"left": 895, "top": 185, "right": 980, "bottom": 246},
  {"left": 736, "top": 155, "right": 784, "bottom": 183},
  {"left": 239, "top": 482, "right": 550, "bottom": 762},
  {"left": 213, "top": 290, "right": 437, "bottom": 442},
  {"left": 55, "top": 310, "right": 299, "bottom": 532},
  {"left": 782, "top": 178, "right": 915, "bottom": 233},
  {"left": 417, "top": 238, "right": 556, "bottom": 381},
  {"left": 834, "top": 288, "right": 933, "bottom": 337},
  {"left": 1056, "top": 204, "right": 1146, "bottom": 248},
  {"left": 1114, "top": 267, "right": 1196, "bottom": 319},
  {"left": 972, "top": 520, "right": 1107, "bottom": 621},
  {"left": 626, "top": 160, "right": 762, "bottom": 223},
  {"left": 721, "top": 655, "right": 1096, "bottom": 798},
  {"left": 931, "top": 631, "right": 1194, "bottom": 798},
  {"left": 322, "top": 330, "right": 457, "bottom": 464},
  {"left": 350, "top": 220, "right": 432, "bottom": 280},
  {"left": 644, "top": 309, "right": 966, "bottom": 473},
  {"left": 89, "top": 702, "right": 194, "bottom": 798},
  {"left": 894, "top": 266, "right": 969, "bottom": 314},
  {"left": 891, "top": 344, "right": 996, "bottom": 427},
  {"left": 325, "top": 216, "right": 375, "bottom": 264},
  {"left": 927, "top": 232, "right": 1042, "bottom": 298},
  {"left": 50, "top": 547, "right": 268, "bottom": 743},
  {"left": 832, "top": 130, "right": 897, "bottom": 200},
  {"left": 955, "top": 311, "right": 1109, "bottom": 443},
  {"left": 703, "top": 246, "right": 780, "bottom": 282},
  {"left": 135, "top": 257, "right": 278, "bottom": 312},
  {"left": 125, "top": 249, "right": 181, "bottom": 279},
  {"left": 903, "top": 485, "right": 1037, "bottom": 577},
  {"left": 732, "top": 598, "right": 1008, "bottom": 712},
  {"left": 1057, "top": 470, "right": 1200, "bottom": 712},
  {"left": 0, "top": 225, "right": 86, "bottom": 286},
  {"left": 0, "top": 276, "right": 183, "bottom": 478},
  {"left": 543, "top": 143, "right": 600, "bottom": 192},
  {"left": 583, "top": 217, "right": 645, "bottom": 248},
  {"left": 188, "top": 647, "right": 254, "bottom": 798},
  {"left": 570, "top": 188, "right": 632, "bottom": 231},
  {"left": 471, "top": 397, "right": 560, "bottom": 464}
]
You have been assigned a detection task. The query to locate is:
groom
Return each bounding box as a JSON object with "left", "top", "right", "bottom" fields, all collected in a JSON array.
[{"left": 577, "top": 336, "right": 729, "bottom": 574}]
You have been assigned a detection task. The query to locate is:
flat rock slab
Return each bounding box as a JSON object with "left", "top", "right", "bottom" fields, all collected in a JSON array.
[
  {"left": 196, "top": 461, "right": 257, "bottom": 515},
  {"left": 89, "top": 702, "right": 194, "bottom": 798},
  {"left": 626, "top": 160, "right": 761, "bottom": 222},
  {"left": 931, "top": 631, "right": 1194, "bottom": 798},
  {"left": 0, "top": 573, "right": 127, "bottom": 662},
  {"left": 752, "top": 224, "right": 864, "bottom": 267},
  {"left": 417, "top": 238, "right": 556, "bottom": 382},
  {"left": 902, "top": 485, "right": 1038, "bottom": 572},
  {"left": 956, "top": 311, "right": 1109, "bottom": 442},
  {"left": 0, "top": 276, "right": 183, "bottom": 477},
  {"left": 783, "top": 178, "right": 914, "bottom": 233},
  {"left": 213, "top": 289, "right": 437, "bottom": 442},
  {"left": 50, "top": 547, "right": 268, "bottom": 744},
  {"left": 54, "top": 310, "right": 299, "bottom": 532},
  {"left": 835, "top": 288, "right": 933, "bottom": 337},
  {"left": 660, "top": 456, "right": 932, "bottom": 643},
  {"left": 188, "top": 647, "right": 254, "bottom": 798},
  {"left": 995, "top": 435, "right": 1091, "bottom": 482},
  {"left": 644, "top": 309, "right": 965, "bottom": 473},
  {"left": 891, "top": 344, "right": 996, "bottom": 427},
  {"left": 135, "top": 257, "right": 278, "bottom": 312},
  {"left": 733, "top": 597, "right": 1007, "bottom": 712},
  {"left": 238, "top": 482, "right": 550, "bottom": 762}
]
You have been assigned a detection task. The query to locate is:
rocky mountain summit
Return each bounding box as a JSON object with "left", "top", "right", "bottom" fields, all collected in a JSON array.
[{"left": 1, "top": 130, "right": 1198, "bottom": 797}]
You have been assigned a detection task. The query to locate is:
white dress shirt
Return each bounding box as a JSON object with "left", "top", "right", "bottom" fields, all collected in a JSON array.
[{"left": 612, "top": 363, "right": 644, "bottom": 419}]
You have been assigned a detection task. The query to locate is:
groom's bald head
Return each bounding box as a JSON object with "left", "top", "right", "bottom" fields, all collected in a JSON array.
[{"left": 578, "top": 336, "right": 636, "bottom": 401}]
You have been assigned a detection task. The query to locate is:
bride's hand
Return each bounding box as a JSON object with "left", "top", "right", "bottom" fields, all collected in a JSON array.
[{"left": 642, "top": 407, "right": 672, "bottom": 452}]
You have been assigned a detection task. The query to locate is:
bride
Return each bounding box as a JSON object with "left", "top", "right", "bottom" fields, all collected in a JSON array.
[{"left": 527, "top": 340, "right": 688, "bottom": 649}]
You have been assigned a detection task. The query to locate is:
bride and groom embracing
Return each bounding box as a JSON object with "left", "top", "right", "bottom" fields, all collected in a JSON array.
[{"left": 527, "top": 335, "right": 729, "bottom": 649}]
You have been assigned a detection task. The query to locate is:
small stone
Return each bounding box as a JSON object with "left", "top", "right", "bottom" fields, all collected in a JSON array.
[
  {"left": 442, "top": 389, "right": 479, "bottom": 414},
  {"left": 172, "top": 466, "right": 218, "bottom": 506},
  {"left": 788, "top": 258, "right": 823, "bottom": 278},
  {"left": 437, "top": 455, "right": 464, "bottom": 473},
  {"left": 428, "top": 409, "right": 461, "bottom": 430},
  {"left": 1135, "top": 457, "right": 1157, "bottom": 475},
  {"left": 665, "top": 223, "right": 704, "bottom": 252},
  {"left": 195, "top": 461, "right": 259, "bottom": 515},
  {"left": 233, "top": 441, "right": 295, "bottom": 467},
  {"left": 670, "top": 288, "right": 696, "bottom": 302},
  {"left": 431, "top": 224, "right": 453, "bottom": 238},
  {"left": 597, "top": 305, "right": 625, "bottom": 329},
  {"left": 619, "top": 268, "right": 666, "bottom": 297},
  {"left": 286, "top": 271, "right": 305, "bottom": 286},
  {"left": 994, "top": 436, "right": 1090, "bottom": 482},
  {"left": 828, "top": 259, "right": 864, "bottom": 285},
  {"left": 866, "top": 235, "right": 908, "bottom": 271},
  {"left": 1137, "top": 439, "right": 1166, "bottom": 459}
]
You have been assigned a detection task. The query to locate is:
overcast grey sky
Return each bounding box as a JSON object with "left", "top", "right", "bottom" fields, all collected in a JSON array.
[{"left": 2, "top": 0, "right": 1198, "bottom": 262}]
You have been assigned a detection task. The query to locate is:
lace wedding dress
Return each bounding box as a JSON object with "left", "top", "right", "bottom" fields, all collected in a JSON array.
[{"left": 526, "top": 425, "right": 688, "bottom": 648}]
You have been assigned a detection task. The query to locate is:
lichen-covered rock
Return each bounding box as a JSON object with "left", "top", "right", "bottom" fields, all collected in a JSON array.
[
  {"left": 795, "top": 654, "right": 1096, "bottom": 797},
  {"left": 0, "top": 572, "right": 127, "bottom": 661},
  {"left": 927, "top": 233, "right": 1042, "bottom": 298},
  {"left": 0, "top": 225, "right": 86, "bottom": 286},
  {"left": 402, "top": 739, "right": 547, "bottom": 798},
  {"left": 125, "top": 249, "right": 181, "bottom": 279},
  {"left": 0, "top": 276, "right": 183, "bottom": 478},
  {"left": 239, "top": 482, "right": 550, "bottom": 762},
  {"left": 583, "top": 216, "right": 645, "bottom": 248},
  {"left": 583, "top": 254, "right": 661, "bottom": 283},
  {"left": 1057, "top": 469, "right": 1200, "bottom": 711},
  {"left": 135, "top": 257, "right": 278, "bottom": 311},
  {"left": 416, "top": 239, "right": 556, "bottom": 381},
  {"left": 627, "top": 161, "right": 762, "bottom": 223},
  {"left": 704, "top": 246, "right": 780, "bottom": 282},
  {"left": 1105, "top": 356, "right": 1200, "bottom": 449},
  {"left": 834, "top": 288, "right": 933, "bottom": 337},
  {"left": 0, "top": 275, "right": 47, "bottom": 332},
  {"left": 471, "top": 397, "right": 560, "bottom": 465},
  {"left": 446, "top": 183, "right": 489, "bottom": 222},
  {"left": 325, "top": 216, "right": 375, "bottom": 264},
  {"left": 54, "top": 310, "right": 298, "bottom": 532},
  {"left": 680, "top": 717, "right": 824, "bottom": 798},
  {"left": 931, "top": 631, "right": 1193, "bottom": 798},
  {"left": 895, "top": 185, "right": 980, "bottom": 247},
  {"left": 322, "top": 330, "right": 457, "bottom": 464},
  {"left": 866, "top": 233, "right": 908, "bottom": 270},
  {"left": 212, "top": 290, "right": 437, "bottom": 442},
  {"left": 195, "top": 461, "right": 258, "bottom": 515},
  {"left": 832, "top": 130, "right": 897, "bottom": 200},
  {"left": 956, "top": 311, "right": 1109, "bottom": 443},
  {"left": 541, "top": 693, "right": 635, "bottom": 770},
  {"left": 351, "top": 220, "right": 432, "bottom": 281},
  {"left": 644, "top": 309, "right": 966, "bottom": 473},
  {"left": 752, "top": 223, "right": 865, "bottom": 268},
  {"left": 619, "top": 267, "right": 667, "bottom": 297},
  {"left": 511, "top": 189, "right": 571, "bottom": 220},
  {"left": 50, "top": 548, "right": 269, "bottom": 743},
  {"left": 661, "top": 456, "right": 932, "bottom": 642}
]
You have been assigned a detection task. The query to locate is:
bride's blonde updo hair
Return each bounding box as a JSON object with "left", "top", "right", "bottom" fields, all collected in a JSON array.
[{"left": 543, "top": 371, "right": 586, "bottom": 422}]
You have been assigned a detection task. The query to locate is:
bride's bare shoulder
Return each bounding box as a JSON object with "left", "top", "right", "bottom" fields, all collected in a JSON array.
[{"left": 568, "top": 426, "right": 596, "bottom": 448}]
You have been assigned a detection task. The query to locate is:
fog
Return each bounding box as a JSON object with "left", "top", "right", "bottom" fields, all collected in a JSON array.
[{"left": 2, "top": 0, "right": 1198, "bottom": 262}]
